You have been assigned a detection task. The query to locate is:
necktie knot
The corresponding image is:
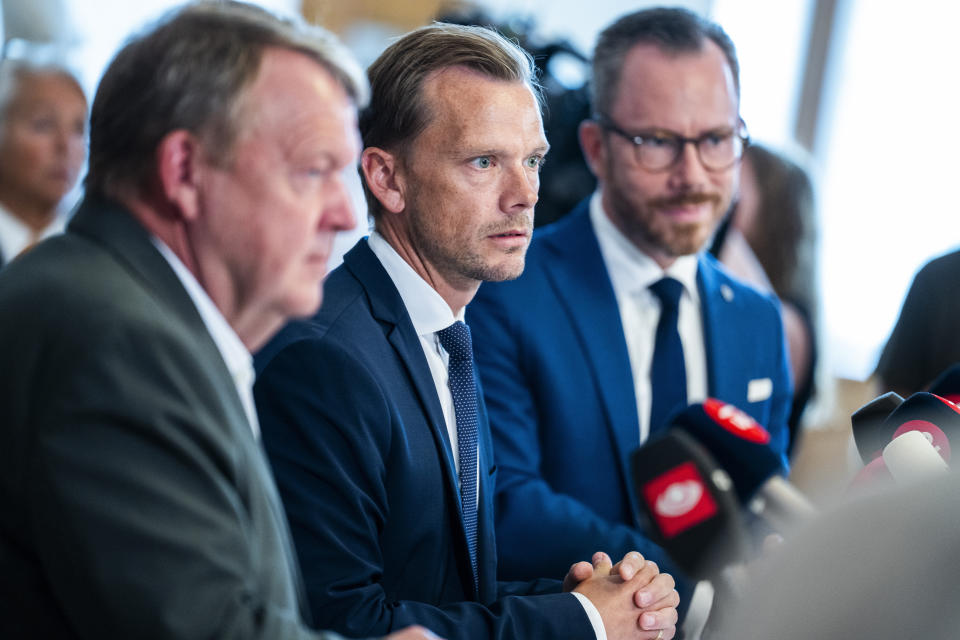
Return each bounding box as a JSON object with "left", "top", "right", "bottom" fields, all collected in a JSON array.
[
  {"left": 650, "top": 277, "right": 684, "bottom": 311},
  {"left": 438, "top": 321, "right": 473, "bottom": 363}
]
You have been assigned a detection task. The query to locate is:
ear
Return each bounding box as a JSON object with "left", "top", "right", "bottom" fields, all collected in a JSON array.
[
  {"left": 579, "top": 119, "right": 608, "bottom": 182},
  {"left": 155, "top": 130, "right": 204, "bottom": 221},
  {"left": 361, "top": 146, "right": 405, "bottom": 214}
]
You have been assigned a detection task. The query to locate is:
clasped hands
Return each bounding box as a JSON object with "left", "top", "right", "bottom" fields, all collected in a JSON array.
[{"left": 564, "top": 551, "right": 679, "bottom": 640}]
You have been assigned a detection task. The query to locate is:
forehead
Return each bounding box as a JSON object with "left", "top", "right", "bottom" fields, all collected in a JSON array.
[
  {"left": 611, "top": 40, "right": 738, "bottom": 132},
  {"left": 416, "top": 66, "right": 544, "bottom": 150},
  {"left": 236, "top": 47, "right": 359, "bottom": 157},
  {"left": 8, "top": 73, "right": 86, "bottom": 111}
]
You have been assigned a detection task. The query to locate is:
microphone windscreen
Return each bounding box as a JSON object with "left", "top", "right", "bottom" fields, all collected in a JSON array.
[
  {"left": 928, "top": 363, "right": 960, "bottom": 405},
  {"left": 882, "top": 430, "right": 950, "bottom": 483},
  {"left": 630, "top": 429, "right": 749, "bottom": 579},
  {"left": 879, "top": 392, "right": 960, "bottom": 463},
  {"left": 850, "top": 391, "right": 904, "bottom": 464},
  {"left": 670, "top": 399, "right": 782, "bottom": 503}
]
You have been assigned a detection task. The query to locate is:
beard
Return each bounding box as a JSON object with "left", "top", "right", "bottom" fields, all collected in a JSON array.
[
  {"left": 405, "top": 188, "right": 532, "bottom": 286},
  {"left": 605, "top": 170, "right": 728, "bottom": 260}
]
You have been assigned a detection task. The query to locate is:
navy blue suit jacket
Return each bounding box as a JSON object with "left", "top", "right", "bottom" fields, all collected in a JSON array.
[
  {"left": 468, "top": 201, "right": 792, "bottom": 590},
  {"left": 254, "top": 239, "right": 593, "bottom": 640}
]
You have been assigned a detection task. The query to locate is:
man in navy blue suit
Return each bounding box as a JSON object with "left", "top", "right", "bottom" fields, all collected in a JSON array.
[
  {"left": 468, "top": 7, "right": 793, "bottom": 612},
  {"left": 254, "top": 22, "right": 680, "bottom": 640}
]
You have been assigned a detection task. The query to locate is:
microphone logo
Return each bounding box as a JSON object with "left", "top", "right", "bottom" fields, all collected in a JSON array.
[
  {"left": 643, "top": 461, "right": 718, "bottom": 538},
  {"left": 704, "top": 398, "right": 771, "bottom": 444},
  {"left": 655, "top": 480, "right": 704, "bottom": 517},
  {"left": 892, "top": 420, "right": 951, "bottom": 462}
]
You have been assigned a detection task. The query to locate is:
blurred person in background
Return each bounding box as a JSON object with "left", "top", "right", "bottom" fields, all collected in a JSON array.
[
  {"left": 468, "top": 6, "right": 793, "bottom": 623},
  {"left": 712, "top": 142, "right": 821, "bottom": 458},
  {"left": 874, "top": 248, "right": 960, "bottom": 398},
  {"left": 0, "top": 59, "right": 87, "bottom": 267}
]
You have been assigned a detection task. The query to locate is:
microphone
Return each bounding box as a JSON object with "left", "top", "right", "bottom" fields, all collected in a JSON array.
[
  {"left": 928, "top": 363, "right": 960, "bottom": 405},
  {"left": 850, "top": 391, "right": 904, "bottom": 464},
  {"left": 878, "top": 392, "right": 959, "bottom": 464},
  {"left": 630, "top": 429, "right": 750, "bottom": 579},
  {"left": 882, "top": 429, "right": 950, "bottom": 482},
  {"left": 670, "top": 399, "right": 816, "bottom": 532}
]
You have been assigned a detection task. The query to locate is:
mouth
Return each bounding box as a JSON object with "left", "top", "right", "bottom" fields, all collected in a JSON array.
[
  {"left": 651, "top": 194, "right": 720, "bottom": 222},
  {"left": 487, "top": 229, "right": 530, "bottom": 249}
]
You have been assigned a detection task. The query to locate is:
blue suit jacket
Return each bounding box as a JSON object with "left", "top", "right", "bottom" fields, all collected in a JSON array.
[
  {"left": 468, "top": 201, "right": 792, "bottom": 589},
  {"left": 254, "top": 239, "right": 593, "bottom": 640}
]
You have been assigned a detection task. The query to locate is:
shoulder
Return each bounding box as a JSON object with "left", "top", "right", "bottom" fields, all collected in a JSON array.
[
  {"left": 915, "top": 248, "right": 960, "bottom": 284},
  {"left": 700, "top": 252, "right": 781, "bottom": 315}
]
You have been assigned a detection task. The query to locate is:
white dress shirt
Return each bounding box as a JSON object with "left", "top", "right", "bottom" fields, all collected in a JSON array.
[
  {"left": 590, "top": 191, "right": 708, "bottom": 442},
  {"left": 152, "top": 238, "right": 260, "bottom": 438},
  {"left": 368, "top": 232, "right": 607, "bottom": 640},
  {"left": 0, "top": 205, "right": 66, "bottom": 265}
]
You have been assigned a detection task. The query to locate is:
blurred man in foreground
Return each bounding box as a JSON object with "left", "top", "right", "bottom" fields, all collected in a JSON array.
[{"left": 0, "top": 2, "right": 432, "bottom": 639}]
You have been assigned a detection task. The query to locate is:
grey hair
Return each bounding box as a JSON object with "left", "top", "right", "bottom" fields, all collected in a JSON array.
[
  {"left": 0, "top": 58, "right": 86, "bottom": 126},
  {"left": 85, "top": 0, "right": 368, "bottom": 199}
]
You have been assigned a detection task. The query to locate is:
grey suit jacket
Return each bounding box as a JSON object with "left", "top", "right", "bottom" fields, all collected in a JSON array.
[{"left": 0, "top": 196, "right": 345, "bottom": 639}]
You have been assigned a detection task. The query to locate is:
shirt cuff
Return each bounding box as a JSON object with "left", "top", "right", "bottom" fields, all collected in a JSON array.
[{"left": 571, "top": 591, "right": 607, "bottom": 640}]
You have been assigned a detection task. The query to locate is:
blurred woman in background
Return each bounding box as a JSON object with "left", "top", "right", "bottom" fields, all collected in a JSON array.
[{"left": 0, "top": 59, "right": 87, "bottom": 267}]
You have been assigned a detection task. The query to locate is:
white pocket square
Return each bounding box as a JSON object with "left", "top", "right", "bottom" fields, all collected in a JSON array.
[{"left": 747, "top": 377, "right": 773, "bottom": 403}]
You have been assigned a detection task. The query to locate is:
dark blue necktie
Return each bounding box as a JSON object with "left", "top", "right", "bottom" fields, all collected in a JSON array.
[
  {"left": 437, "top": 321, "right": 479, "bottom": 590},
  {"left": 649, "top": 277, "right": 687, "bottom": 435}
]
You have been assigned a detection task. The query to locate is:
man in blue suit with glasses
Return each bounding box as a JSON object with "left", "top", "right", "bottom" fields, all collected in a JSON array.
[{"left": 468, "top": 7, "right": 793, "bottom": 617}]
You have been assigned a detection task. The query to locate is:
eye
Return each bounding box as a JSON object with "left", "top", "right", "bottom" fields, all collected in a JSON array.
[
  {"left": 701, "top": 132, "right": 730, "bottom": 148},
  {"left": 641, "top": 134, "right": 676, "bottom": 149},
  {"left": 471, "top": 156, "right": 493, "bottom": 169},
  {"left": 524, "top": 155, "right": 545, "bottom": 170},
  {"left": 30, "top": 117, "right": 56, "bottom": 133}
]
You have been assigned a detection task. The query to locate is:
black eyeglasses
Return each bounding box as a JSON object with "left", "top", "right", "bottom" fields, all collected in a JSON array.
[{"left": 595, "top": 114, "right": 750, "bottom": 172}]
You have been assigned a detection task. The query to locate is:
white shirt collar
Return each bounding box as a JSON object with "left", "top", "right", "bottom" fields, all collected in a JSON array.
[
  {"left": 589, "top": 190, "right": 699, "bottom": 302},
  {"left": 0, "top": 205, "right": 66, "bottom": 263},
  {"left": 150, "top": 237, "right": 259, "bottom": 437},
  {"left": 367, "top": 231, "right": 463, "bottom": 334}
]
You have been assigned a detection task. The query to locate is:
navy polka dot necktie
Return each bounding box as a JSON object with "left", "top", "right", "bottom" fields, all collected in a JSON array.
[
  {"left": 649, "top": 277, "right": 687, "bottom": 435},
  {"left": 437, "top": 320, "right": 479, "bottom": 590}
]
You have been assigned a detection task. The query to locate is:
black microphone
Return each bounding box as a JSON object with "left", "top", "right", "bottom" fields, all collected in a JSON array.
[
  {"left": 630, "top": 429, "right": 750, "bottom": 579},
  {"left": 928, "top": 363, "right": 960, "bottom": 404},
  {"left": 877, "top": 392, "right": 959, "bottom": 464},
  {"left": 669, "top": 399, "right": 816, "bottom": 532},
  {"left": 850, "top": 391, "right": 904, "bottom": 464}
]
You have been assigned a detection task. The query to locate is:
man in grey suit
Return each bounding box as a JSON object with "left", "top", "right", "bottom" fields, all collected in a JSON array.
[{"left": 0, "top": 2, "right": 433, "bottom": 639}]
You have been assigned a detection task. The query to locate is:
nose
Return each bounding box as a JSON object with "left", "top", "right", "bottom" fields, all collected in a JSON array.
[
  {"left": 499, "top": 162, "right": 539, "bottom": 214},
  {"left": 320, "top": 170, "right": 358, "bottom": 233},
  {"left": 667, "top": 140, "right": 710, "bottom": 191}
]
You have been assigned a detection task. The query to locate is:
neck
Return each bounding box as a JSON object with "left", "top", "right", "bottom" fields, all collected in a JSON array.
[
  {"left": 376, "top": 220, "right": 478, "bottom": 317},
  {"left": 0, "top": 192, "right": 57, "bottom": 235},
  {"left": 121, "top": 193, "right": 270, "bottom": 352}
]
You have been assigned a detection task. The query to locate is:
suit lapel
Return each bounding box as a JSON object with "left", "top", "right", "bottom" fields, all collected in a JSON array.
[
  {"left": 541, "top": 203, "right": 641, "bottom": 503},
  {"left": 343, "top": 241, "right": 454, "bottom": 463},
  {"left": 69, "top": 195, "right": 312, "bottom": 619},
  {"left": 68, "top": 196, "right": 248, "bottom": 427},
  {"left": 343, "top": 241, "right": 478, "bottom": 589},
  {"left": 697, "top": 254, "right": 729, "bottom": 400}
]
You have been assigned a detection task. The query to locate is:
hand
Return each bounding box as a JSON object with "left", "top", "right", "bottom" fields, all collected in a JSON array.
[
  {"left": 383, "top": 625, "right": 443, "bottom": 640},
  {"left": 563, "top": 550, "right": 648, "bottom": 591},
  {"left": 573, "top": 553, "right": 679, "bottom": 640}
]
